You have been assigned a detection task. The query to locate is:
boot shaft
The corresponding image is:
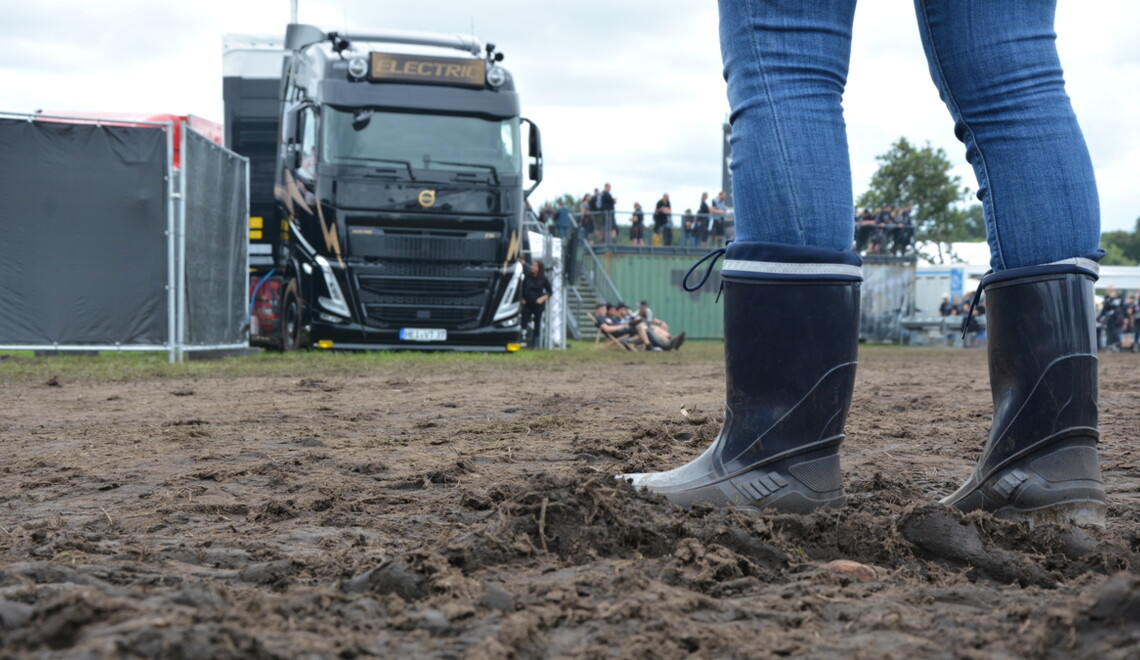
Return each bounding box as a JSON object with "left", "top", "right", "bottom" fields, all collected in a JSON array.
[
  {"left": 723, "top": 277, "right": 860, "bottom": 411},
  {"left": 717, "top": 274, "right": 861, "bottom": 470},
  {"left": 980, "top": 271, "right": 1098, "bottom": 475}
]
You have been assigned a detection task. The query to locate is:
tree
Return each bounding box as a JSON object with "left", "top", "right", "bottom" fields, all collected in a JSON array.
[
  {"left": 856, "top": 137, "right": 972, "bottom": 264},
  {"left": 544, "top": 193, "right": 580, "bottom": 213},
  {"left": 961, "top": 204, "right": 986, "bottom": 241},
  {"left": 1099, "top": 217, "right": 1140, "bottom": 266}
]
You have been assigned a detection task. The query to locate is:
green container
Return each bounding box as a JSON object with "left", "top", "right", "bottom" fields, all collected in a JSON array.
[
  {"left": 594, "top": 252, "right": 914, "bottom": 343},
  {"left": 600, "top": 252, "right": 723, "bottom": 341}
]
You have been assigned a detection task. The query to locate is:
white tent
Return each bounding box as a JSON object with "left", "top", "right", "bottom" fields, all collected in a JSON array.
[{"left": 918, "top": 241, "right": 1140, "bottom": 292}]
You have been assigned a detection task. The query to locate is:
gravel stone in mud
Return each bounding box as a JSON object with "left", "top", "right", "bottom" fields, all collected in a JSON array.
[{"left": 0, "top": 346, "right": 1137, "bottom": 658}]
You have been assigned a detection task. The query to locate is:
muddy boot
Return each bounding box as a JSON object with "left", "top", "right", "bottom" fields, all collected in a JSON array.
[
  {"left": 620, "top": 242, "right": 862, "bottom": 513},
  {"left": 942, "top": 263, "right": 1107, "bottom": 527}
]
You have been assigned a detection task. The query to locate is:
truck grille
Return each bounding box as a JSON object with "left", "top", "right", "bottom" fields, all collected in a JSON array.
[
  {"left": 364, "top": 305, "right": 484, "bottom": 328},
  {"left": 349, "top": 231, "right": 499, "bottom": 263},
  {"left": 358, "top": 276, "right": 487, "bottom": 300},
  {"left": 353, "top": 268, "right": 499, "bottom": 330}
]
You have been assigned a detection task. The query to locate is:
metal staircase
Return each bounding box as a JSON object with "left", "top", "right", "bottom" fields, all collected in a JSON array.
[
  {"left": 565, "top": 237, "right": 625, "bottom": 341},
  {"left": 523, "top": 209, "right": 625, "bottom": 342}
]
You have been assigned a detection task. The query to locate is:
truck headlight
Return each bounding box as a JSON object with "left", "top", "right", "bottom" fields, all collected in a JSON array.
[
  {"left": 486, "top": 65, "right": 507, "bottom": 88},
  {"left": 348, "top": 57, "right": 368, "bottom": 80},
  {"left": 315, "top": 255, "right": 351, "bottom": 317},
  {"left": 493, "top": 261, "right": 523, "bottom": 322}
]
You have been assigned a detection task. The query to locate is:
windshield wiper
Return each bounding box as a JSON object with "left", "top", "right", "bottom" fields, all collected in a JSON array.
[
  {"left": 337, "top": 156, "right": 416, "bottom": 181},
  {"left": 428, "top": 160, "right": 500, "bottom": 185}
]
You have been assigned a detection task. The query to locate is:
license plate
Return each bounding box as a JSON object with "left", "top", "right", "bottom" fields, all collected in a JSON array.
[{"left": 399, "top": 328, "right": 447, "bottom": 342}]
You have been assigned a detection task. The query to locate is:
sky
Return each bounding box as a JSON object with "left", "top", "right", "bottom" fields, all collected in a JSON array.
[{"left": 2, "top": 0, "right": 1138, "bottom": 233}]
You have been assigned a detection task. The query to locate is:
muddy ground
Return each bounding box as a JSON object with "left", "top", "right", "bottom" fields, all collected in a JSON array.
[{"left": 0, "top": 345, "right": 1137, "bottom": 659}]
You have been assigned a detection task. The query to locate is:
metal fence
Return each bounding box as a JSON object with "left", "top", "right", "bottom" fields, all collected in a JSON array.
[
  {"left": 542, "top": 210, "right": 734, "bottom": 253},
  {"left": 0, "top": 112, "right": 248, "bottom": 362}
]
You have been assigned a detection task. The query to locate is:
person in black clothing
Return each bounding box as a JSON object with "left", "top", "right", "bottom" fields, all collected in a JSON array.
[
  {"left": 696, "top": 192, "right": 711, "bottom": 247},
  {"left": 1123, "top": 293, "right": 1137, "bottom": 351},
  {"left": 630, "top": 202, "right": 646, "bottom": 246},
  {"left": 681, "top": 208, "right": 696, "bottom": 247},
  {"left": 599, "top": 183, "right": 617, "bottom": 241},
  {"left": 854, "top": 207, "right": 876, "bottom": 253},
  {"left": 1098, "top": 285, "right": 1125, "bottom": 351},
  {"left": 583, "top": 189, "right": 600, "bottom": 244},
  {"left": 654, "top": 194, "right": 672, "bottom": 246},
  {"left": 521, "top": 260, "right": 552, "bottom": 348},
  {"left": 895, "top": 203, "right": 916, "bottom": 254},
  {"left": 938, "top": 294, "right": 956, "bottom": 317}
]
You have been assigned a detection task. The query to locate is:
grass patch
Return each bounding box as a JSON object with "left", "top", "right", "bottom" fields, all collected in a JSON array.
[{"left": 0, "top": 340, "right": 726, "bottom": 384}]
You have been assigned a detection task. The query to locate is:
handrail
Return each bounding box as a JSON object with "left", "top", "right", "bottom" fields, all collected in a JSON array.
[
  {"left": 565, "top": 286, "right": 583, "bottom": 340},
  {"left": 549, "top": 208, "right": 732, "bottom": 250},
  {"left": 572, "top": 216, "right": 625, "bottom": 306}
]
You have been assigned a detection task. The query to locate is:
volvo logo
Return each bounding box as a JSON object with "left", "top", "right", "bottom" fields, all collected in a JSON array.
[{"left": 418, "top": 189, "right": 437, "bottom": 208}]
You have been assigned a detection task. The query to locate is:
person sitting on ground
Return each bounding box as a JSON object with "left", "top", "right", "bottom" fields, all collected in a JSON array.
[
  {"left": 595, "top": 302, "right": 672, "bottom": 350},
  {"left": 619, "top": 302, "right": 682, "bottom": 351},
  {"left": 593, "top": 302, "right": 640, "bottom": 346},
  {"left": 615, "top": 302, "right": 635, "bottom": 325},
  {"left": 636, "top": 300, "right": 685, "bottom": 350}
]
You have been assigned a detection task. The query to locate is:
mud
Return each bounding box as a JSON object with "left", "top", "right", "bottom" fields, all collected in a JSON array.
[{"left": 0, "top": 346, "right": 1138, "bottom": 658}]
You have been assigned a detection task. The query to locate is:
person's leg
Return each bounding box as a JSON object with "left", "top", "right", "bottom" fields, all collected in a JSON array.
[
  {"left": 940, "top": 266, "right": 1105, "bottom": 526},
  {"left": 532, "top": 308, "right": 544, "bottom": 349},
  {"left": 621, "top": 1, "right": 862, "bottom": 511},
  {"left": 521, "top": 305, "right": 535, "bottom": 347},
  {"left": 620, "top": 246, "right": 861, "bottom": 511},
  {"left": 913, "top": 0, "right": 1099, "bottom": 270},
  {"left": 917, "top": 0, "right": 1105, "bottom": 526},
  {"left": 721, "top": 0, "right": 858, "bottom": 248},
  {"left": 1107, "top": 322, "right": 1121, "bottom": 351}
]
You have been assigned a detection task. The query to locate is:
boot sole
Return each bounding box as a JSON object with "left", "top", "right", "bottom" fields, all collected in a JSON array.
[
  {"left": 944, "top": 442, "right": 1106, "bottom": 528},
  {"left": 991, "top": 499, "right": 1107, "bottom": 529},
  {"left": 623, "top": 452, "right": 845, "bottom": 514}
]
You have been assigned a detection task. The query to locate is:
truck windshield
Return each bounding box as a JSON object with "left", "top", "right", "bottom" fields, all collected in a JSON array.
[{"left": 323, "top": 108, "right": 521, "bottom": 176}]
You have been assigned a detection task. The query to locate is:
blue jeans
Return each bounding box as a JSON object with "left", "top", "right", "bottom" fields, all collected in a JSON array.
[{"left": 720, "top": 0, "right": 1100, "bottom": 271}]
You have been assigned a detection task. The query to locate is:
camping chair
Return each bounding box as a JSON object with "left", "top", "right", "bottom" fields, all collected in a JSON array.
[{"left": 592, "top": 317, "right": 643, "bottom": 351}]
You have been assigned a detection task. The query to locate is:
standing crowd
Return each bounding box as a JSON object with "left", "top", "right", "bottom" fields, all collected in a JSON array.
[
  {"left": 536, "top": 185, "right": 731, "bottom": 249},
  {"left": 1097, "top": 285, "right": 1139, "bottom": 352},
  {"left": 939, "top": 285, "right": 1139, "bottom": 353},
  {"left": 854, "top": 204, "right": 916, "bottom": 256}
]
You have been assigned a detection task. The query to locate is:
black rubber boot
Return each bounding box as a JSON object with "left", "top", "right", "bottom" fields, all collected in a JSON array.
[
  {"left": 621, "top": 245, "right": 861, "bottom": 513},
  {"left": 942, "top": 266, "right": 1106, "bottom": 527}
]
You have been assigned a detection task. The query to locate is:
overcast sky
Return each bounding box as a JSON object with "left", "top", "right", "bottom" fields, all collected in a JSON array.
[{"left": 3, "top": 0, "right": 1137, "bottom": 232}]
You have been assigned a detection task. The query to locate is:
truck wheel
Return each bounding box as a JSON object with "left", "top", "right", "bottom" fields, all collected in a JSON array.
[{"left": 281, "top": 279, "right": 303, "bottom": 351}]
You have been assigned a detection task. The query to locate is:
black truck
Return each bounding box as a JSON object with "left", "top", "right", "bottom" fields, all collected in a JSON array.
[{"left": 223, "top": 23, "right": 542, "bottom": 351}]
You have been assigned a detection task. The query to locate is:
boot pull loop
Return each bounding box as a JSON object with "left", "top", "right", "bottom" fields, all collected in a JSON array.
[
  {"left": 682, "top": 248, "right": 726, "bottom": 292},
  {"left": 960, "top": 274, "right": 989, "bottom": 341}
]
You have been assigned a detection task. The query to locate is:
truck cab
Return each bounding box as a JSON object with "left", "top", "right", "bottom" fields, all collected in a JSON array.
[{"left": 226, "top": 23, "right": 542, "bottom": 351}]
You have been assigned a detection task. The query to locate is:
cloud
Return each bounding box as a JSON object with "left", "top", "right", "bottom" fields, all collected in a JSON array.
[{"left": 1, "top": 0, "right": 1135, "bottom": 232}]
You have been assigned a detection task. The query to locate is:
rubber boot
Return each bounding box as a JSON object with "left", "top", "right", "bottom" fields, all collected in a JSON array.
[
  {"left": 942, "top": 264, "right": 1107, "bottom": 527},
  {"left": 620, "top": 243, "right": 862, "bottom": 513}
]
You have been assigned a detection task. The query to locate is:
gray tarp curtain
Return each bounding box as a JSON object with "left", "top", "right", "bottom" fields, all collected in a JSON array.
[
  {"left": 0, "top": 118, "right": 169, "bottom": 346},
  {"left": 184, "top": 129, "right": 248, "bottom": 347}
]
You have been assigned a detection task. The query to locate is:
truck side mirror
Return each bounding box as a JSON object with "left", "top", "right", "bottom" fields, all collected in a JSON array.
[
  {"left": 285, "top": 24, "right": 328, "bottom": 51},
  {"left": 527, "top": 120, "right": 541, "bottom": 159},
  {"left": 522, "top": 118, "right": 543, "bottom": 198},
  {"left": 285, "top": 139, "right": 301, "bottom": 168}
]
